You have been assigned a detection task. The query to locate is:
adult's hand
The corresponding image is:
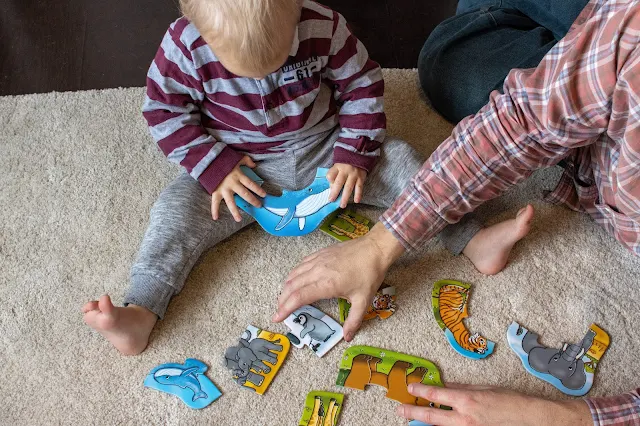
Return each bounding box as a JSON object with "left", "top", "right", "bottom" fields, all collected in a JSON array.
[
  {"left": 397, "top": 383, "right": 592, "bottom": 426},
  {"left": 272, "top": 222, "right": 406, "bottom": 341}
]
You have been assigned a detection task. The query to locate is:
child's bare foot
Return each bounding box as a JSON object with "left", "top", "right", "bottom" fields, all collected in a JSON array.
[
  {"left": 463, "top": 205, "right": 534, "bottom": 275},
  {"left": 82, "top": 295, "right": 157, "bottom": 356}
]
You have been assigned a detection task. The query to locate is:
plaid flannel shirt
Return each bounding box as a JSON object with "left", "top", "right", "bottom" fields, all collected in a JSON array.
[{"left": 381, "top": 0, "right": 640, "bottom": 257}]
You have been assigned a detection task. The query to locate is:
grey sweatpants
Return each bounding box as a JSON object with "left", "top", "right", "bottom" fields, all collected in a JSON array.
[{"left": 125, "top": 132, "right": 481, "bottom": 318}]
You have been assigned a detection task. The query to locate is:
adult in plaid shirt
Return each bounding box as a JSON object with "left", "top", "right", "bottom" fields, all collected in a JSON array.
[{"left": 275, "top": 0, "right": 640, "bottom": 424}]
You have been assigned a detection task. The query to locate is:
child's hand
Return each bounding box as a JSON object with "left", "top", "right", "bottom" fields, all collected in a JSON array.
[
  {"left": 327, "top": 163, "right": 367, "bottom": 208},
  {"left": 211, "top": 156, "right": 266, "bottom": 222}
]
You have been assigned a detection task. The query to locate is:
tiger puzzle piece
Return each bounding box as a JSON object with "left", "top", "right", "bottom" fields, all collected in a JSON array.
[
  {"left": 143, "top": 358, "right": 221, "bottom": 409},
  {"left": 507, "top": 322, "right": 610, "bottom": 396},
  {"left": 234, "top": 166, "right": 341, "bottom": 237},
  {"left": 319, "top": 209, "right": 373, "bottom": 241},
  {"left": 298, "top": 391, "right": 344, "bottom": 426},
  {"left": 336, "top": 345, "right": 450, "bottom": 412},
  {"left": 432, "top": 280, "right": 495, "bottom": 360},
  {"left": 338, "top": 284, "right": 397, "bottom": 324},
  {"left": 284, "top": 305, "right": 343, "bottom": 358},
  {"left": 223, "top": 325, "right": 290, "bottom": 395}
]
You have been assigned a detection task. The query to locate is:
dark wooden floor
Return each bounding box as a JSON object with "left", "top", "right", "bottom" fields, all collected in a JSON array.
[{"left": 0, "top": 0, "right": 457, "bottom": 96}]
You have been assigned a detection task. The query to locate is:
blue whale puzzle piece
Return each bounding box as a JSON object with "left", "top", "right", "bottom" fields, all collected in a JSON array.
[
  {"left": 408, "top": 421, "right": 433, "bottom": 426},
  {"left": 234, "top": 166, "right": 341, "bottom": 237},
  {"left": 144, "top": 358, "right": 221, "bottom": 409}
]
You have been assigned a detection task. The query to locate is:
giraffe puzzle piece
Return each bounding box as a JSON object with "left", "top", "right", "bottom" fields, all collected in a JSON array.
[
  {"left": 319, "top": 209, "right": 373, "bottom": 241},
  {"left": 432, "top": 280, "right": 495, "bottom": 360},
  {"left": 234, "top": 166, "right": 341, "bottom": 237},
  {"left": 223, "top": 325, "right": 290, "bottom": 395},
  {"left": 507, "top": 322, "right": 610, "bottom": 396},
  {"left": 338, "top": 284, "right": 397, "bottom": 324},
  {"left": 298, "top": 391, "right": 344, "bottom": 426},
  {"left": 336, "top": 345, "right": 450, "bottom": 412},
  {"left": 284, "top": 305, "right": 343, "bottom": 358}
]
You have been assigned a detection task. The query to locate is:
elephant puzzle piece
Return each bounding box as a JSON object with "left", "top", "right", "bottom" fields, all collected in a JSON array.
[
  {"left": 319, "top": 209, "right": 373, "bottom": 241},
  {"left": 338, "top": 284, "right": 397, "bottom": 324},
  {"left": 298, "top": 391, "right": 344, "bottom": 426},
  {"left": 223, "top": 325, "right": 290, "bottom": 394},
  {"left": 143, "top": 358, "right": 221, "bottom": 409},
  {"left": 507, "top": 322, "right": 610, "bottom": 396},
  {"left": 234, "top": 166, "right": 341, "bottom": 237},
  {"left": 432, "top": 280, "right": 495, "bottom": 360},
  {"left": 336, "top": 345, "right": 449, "bottom": 411},
  {"left": 284, "top": 305, "right": 343, "bottom": 357}
]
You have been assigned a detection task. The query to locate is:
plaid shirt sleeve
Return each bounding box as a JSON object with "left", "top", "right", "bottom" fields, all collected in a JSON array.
[
  {"left": 585, "top": 389, "right": 640, "bottom": 425},
  {"left": 381, "top": 0, "right": 640, "bottom": 249}
]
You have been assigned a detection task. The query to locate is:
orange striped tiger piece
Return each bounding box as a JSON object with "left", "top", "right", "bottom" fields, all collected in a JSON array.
[{"left": 438, "top": 284, "right": 488, "bottom": 354}]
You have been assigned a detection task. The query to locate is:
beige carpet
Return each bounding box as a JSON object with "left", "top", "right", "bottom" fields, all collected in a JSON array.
[{"left": 1, "top": 69, "right": 639, "bottom": 425}]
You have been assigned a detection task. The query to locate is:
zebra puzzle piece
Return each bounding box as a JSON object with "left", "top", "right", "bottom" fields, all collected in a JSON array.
[
  {"left": 143, "top": 358, "right": 221, "bottom": 409},
  {"left": 234, "top": 166, "right": 341, "bottom": 237},
  {"left": 284, "top": 305, "right": 343, "bottom": 357},
  {"left": 338, "top": 284, "right": 397, "bottom": 324},
  {"left": 432, "top": 280, "right": 495, "bottom": 360},
  {"left": 223, "top": 325, "right": 290, "bottom": 395},
  {"left": 507, "top": 322, "right": 610, "bottom": 396},
  {"left": 336, "top": 345, "right": 450, "bottom": 411},
  {"left": 298, "top": 391, "right": 344, "bottom": 426}
]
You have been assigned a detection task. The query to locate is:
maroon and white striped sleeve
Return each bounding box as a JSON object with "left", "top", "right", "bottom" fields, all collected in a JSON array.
[
  {"left": 323, "top": 12, "right": 386, "bottom": 173},
  {"left": 142, "top": 21, "right": 243, "bottom": 194}
]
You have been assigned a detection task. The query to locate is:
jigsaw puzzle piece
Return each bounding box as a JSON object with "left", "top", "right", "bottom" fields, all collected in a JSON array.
[
  {"left": 284, "top": 305, "right": 343, "bottom": 357},
  {"left": 507, "top": 322, "right": 609, "bottom": 396},
  {"left": 223, "top": 325, "right": 290, "bottom": 395},
  {"left": 432, "top": 280, "right": 495, "bottom": 360},
  {"left": 298, "top": 391, "right": 344, "bottom": 426},
  {"left": 143, "top": 358, "right": 221, "bottom": 409}
]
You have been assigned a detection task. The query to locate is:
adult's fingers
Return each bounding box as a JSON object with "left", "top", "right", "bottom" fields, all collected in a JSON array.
[
  {"left": 240, "top": 175, "right": 267, "bottom": 198},
  {"left": 396, "top": 404, "right": 457, "bottom": 426},
  {"left": 354, "top": 177, "right": 364, "bottom": 203},
  {"left": 329, "top": 171, "right": 346, "bottom": 202},
  {"left": 342, "top": 297, "right": 368, "bottom": 341},
  {"left": 340, "top": 175, "right": 356, "bottom": 208},
  {"left": 409, "top": 384, "right": 465, "bottom": 408},
  {"left": 223, "top": 191, "right": 243, "bottom": 222},
  {"left": 211, "top": 193, "right": 222, "bottom": 220},
  {"left": 445, "top": 382, "right": 494, "bottom": 391},
  {"left": 233, "top": 182, "right": 262, "bottom": 208},
  {"left": 283, "top": 261, "right": 318, "bottom": 293},
  {"left": 273, "top": 280, "right": 326, "bottom": 322}
]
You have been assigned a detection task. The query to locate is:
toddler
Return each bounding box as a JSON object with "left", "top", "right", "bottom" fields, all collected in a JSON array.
[{"left": 82, "top": 0, "right": 531, "bottom": 355}]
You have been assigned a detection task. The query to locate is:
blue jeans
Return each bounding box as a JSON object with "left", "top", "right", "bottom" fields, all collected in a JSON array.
[{"left": 418, "top": 0, "right": 590, "bottom": 123}]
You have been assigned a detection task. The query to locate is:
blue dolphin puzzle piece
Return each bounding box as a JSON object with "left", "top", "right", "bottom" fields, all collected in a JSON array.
[
  {"left": 234, "top": 166, "right": 341, "bottom": 237},
  {"left": 408, "top": 421, "right": 433, "bottom": 426},
  {"left": 144, "top": 358, "right": 221, "bottom": 409}
]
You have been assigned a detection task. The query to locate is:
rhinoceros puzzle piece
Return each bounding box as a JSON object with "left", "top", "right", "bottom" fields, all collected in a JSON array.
[
  {"left": 223, "top": 325, "right": 290, "bottom": 395},
  {"left": 143, "top": 358, "right": 221, "bottom": 409},
  {"left": 285, "top": 305, "right": 343, "bottom": 358},
  {"left": 507, "top": 322, "right": 610, "bottom": 396},
  {"left": 234, "top": 166, "right": 341, "bottom": 237}
]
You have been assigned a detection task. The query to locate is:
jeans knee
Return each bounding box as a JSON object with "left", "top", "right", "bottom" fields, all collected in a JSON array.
[{"left": 418, "top": 36, "right": 494, "bottom": 123}]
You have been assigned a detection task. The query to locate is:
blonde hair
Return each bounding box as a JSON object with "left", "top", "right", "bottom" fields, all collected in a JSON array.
[{"left": 181, "top": 0, "right": 300, "bottom": 72}]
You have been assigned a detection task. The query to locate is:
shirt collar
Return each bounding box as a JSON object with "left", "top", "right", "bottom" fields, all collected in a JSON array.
[{"left": 289, "top": 26, "right": 300, "bottom": 57}]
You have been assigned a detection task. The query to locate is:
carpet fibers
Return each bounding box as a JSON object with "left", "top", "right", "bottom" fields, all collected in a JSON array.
[{"left": 1, "top": 69, "right": 639, "bottom": 425}]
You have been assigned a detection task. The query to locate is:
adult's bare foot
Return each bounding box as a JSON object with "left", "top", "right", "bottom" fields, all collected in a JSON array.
[
  {"left": 463, "top": 205, "right": 535, "bottom": 275},
  {"left": 82, "top": 295, "right": 157, "bottom": 356}
]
